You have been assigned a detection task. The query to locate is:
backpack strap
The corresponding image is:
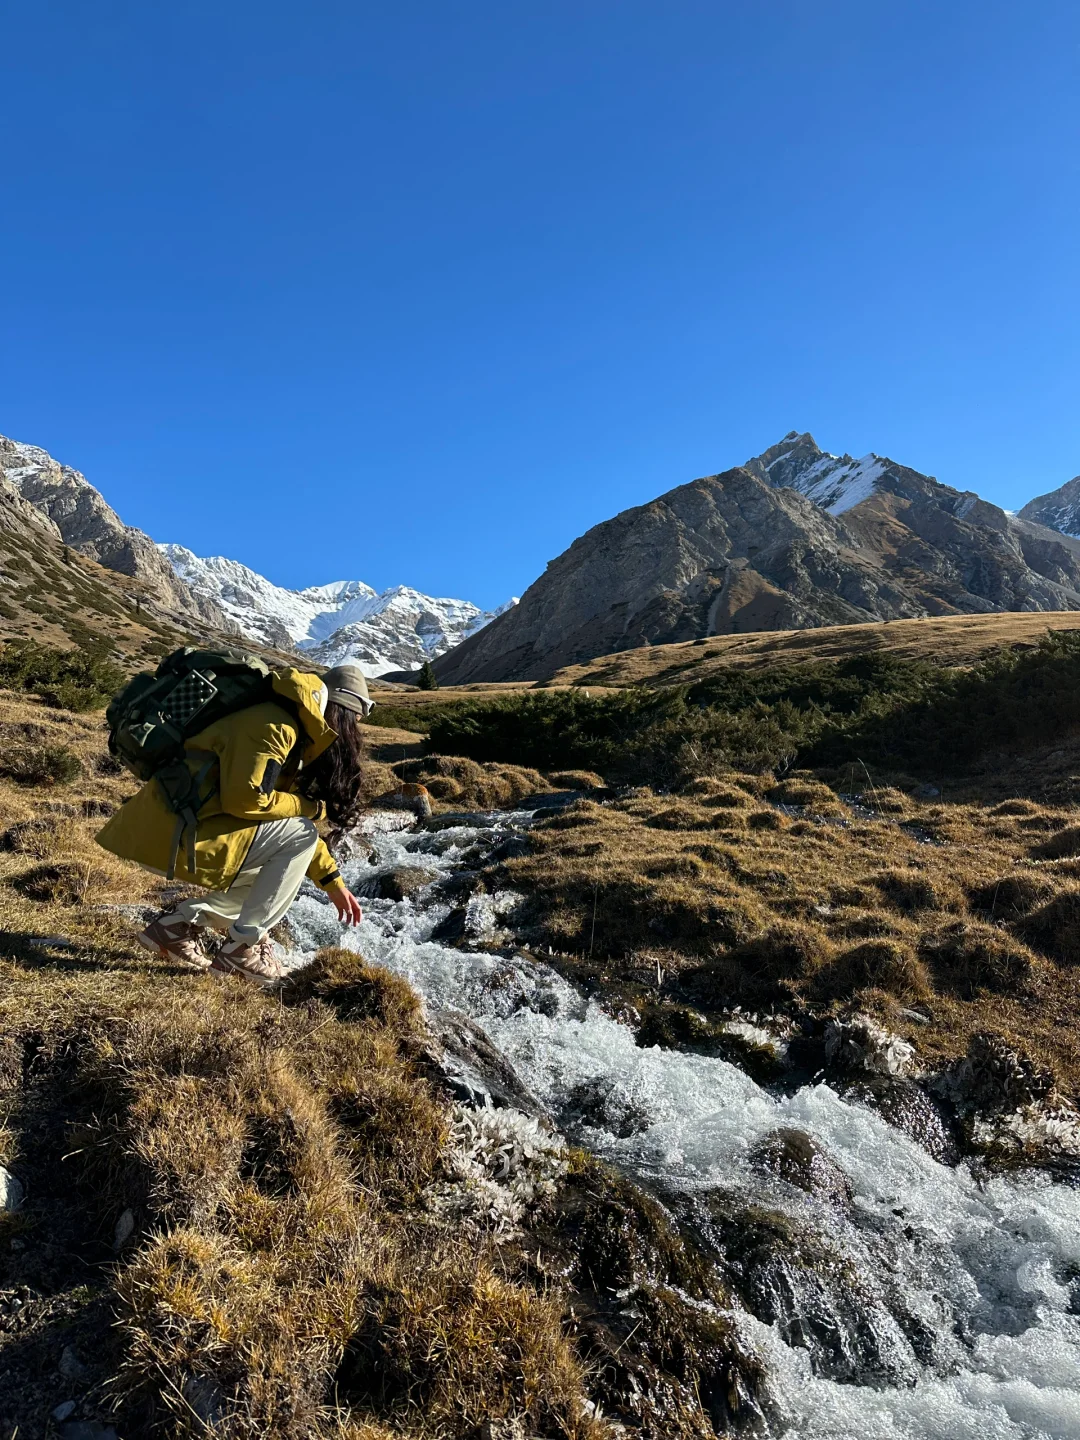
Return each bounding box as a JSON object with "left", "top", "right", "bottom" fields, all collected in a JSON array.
[{"left": 156, "top": 751, "right": 219, "bottom": 881}]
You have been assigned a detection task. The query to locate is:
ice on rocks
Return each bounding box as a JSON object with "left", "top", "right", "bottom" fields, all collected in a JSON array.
[
  {"left": 427, "top": 1104, "right": 568, "bottom": 1236},
  {"left": 824, "top": 1014, "right": 920, "bottom": 1077},
  {"left": 0, "top": 1165, "right": 24, "bottom": 1212}
]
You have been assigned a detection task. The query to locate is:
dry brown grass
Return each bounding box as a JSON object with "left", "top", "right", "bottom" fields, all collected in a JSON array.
[
  {"left": 499, "top": 769, "right": 1080, "bottom": 1102},
  {"left": 0, "top": 692, "right": 609, "bottom": 1440},
  {"left": 547, "top": 611, "right": 1080, "bottom": 690},
  {"left": 391, "top": 754, "right": 553, "bottom": 811},
  {"left": 1, "top": 947, "right": 603, "bottom": 1439}
]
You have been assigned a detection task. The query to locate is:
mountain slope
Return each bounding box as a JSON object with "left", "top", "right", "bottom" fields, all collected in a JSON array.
[
  {"left": 0, "top": 483, "right": 192, "bottom": 662},
  {"left": 1018, "top": 475, "right": 1080, "bottom": 538},
  {"left": 160, "top": 544, "right": 511, "bottom": 676},
  {"left": 0, "top": 436, "right": 228, "bottom": 630},
  {"left": 547, "top": 611, "right": 1080, "bottom": 689},
  {"left": 435, "top": 432, "right": 1080, "bottom": 684}
]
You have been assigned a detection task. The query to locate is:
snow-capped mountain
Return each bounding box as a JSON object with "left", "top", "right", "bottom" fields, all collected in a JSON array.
[
  {"left": 159, "top": 544, "right": 512, "bottom": 676},
  {"left": 746, "top": 432, "right": 887, "bottom": 515},
  {"left": 1018, "top": 475, "right": 1080, "bottom": 538},
  {"left": 435, "top": 431, "right": 1080, "bottom": 684}
]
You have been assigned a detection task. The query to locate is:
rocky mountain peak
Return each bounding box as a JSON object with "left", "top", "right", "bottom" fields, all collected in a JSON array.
[
  {"left": 1018, "top": 475, "right": 1080, "bottom": 539},
  {"left": 433, "top": 436, "right": 1080, "bottom": 684},
  {"left": 746, "top": 432, "right": 887, "bottom": 515}
]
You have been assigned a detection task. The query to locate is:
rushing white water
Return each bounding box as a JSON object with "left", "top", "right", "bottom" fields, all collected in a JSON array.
[{"left": 286, "top": 812, "right": 1080, "bottom": 1440}]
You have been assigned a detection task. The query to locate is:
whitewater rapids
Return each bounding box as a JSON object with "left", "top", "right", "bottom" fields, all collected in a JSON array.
[{"left": 285, "top": 810, "right": 1080, "bottom": 1440}]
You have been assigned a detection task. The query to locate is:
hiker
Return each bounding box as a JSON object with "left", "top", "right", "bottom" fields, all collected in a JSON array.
[{"left": 96, "top": 660, "right": 373, "bottom": 986}]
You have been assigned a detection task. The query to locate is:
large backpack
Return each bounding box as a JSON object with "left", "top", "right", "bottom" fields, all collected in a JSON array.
[{"left": 107, "top": 646, "right": 277, "bottom": 877}]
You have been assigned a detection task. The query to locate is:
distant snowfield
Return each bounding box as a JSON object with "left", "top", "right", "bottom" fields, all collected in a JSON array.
[
  {"left": 159, "top": 544, "right": 514, "bottom": 676},
  {"left": 766, "top": 448, "right": 887, "bottom": 516}
]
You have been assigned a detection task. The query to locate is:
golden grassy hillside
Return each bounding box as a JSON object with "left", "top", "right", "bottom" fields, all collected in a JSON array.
[
  {"left": 0, "top": 691, "right": 760, "bottom": 1440},
  {"left": 547, "top": 611, "right": 1080, "bottom": 689},
  {"left": 0, "top": 526, "right": 194, "bottom": 664},
  {"left": 496, "top": 751, "right": 1080, "bottom": 1128}
]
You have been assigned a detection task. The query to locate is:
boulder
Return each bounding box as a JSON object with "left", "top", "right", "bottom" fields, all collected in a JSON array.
[
  {"left": 750, "top": 1127, "right": 853, "bottom": 1210},
  {"left": 429, "top": 1010, "right": 547, "bottom": 1116},
  {"left": 843, "top": 1076, "right": 960, "bottom": 1166},
  {"left": 377, "top": 867, "right": 438, "bottom": 902}
]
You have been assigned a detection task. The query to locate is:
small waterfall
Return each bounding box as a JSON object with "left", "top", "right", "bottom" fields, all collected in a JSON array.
[{"left": 285, "top": 809, "right": 1080, "bottom": 1440}]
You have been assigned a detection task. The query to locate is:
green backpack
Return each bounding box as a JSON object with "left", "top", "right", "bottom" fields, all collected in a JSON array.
[{"left": 107, "top": 646, "right": 276, "bottom": 877}]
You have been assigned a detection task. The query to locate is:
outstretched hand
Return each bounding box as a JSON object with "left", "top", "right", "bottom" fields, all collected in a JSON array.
[{"left": 326, "top": 878, "right": 363, "bottom": 926}]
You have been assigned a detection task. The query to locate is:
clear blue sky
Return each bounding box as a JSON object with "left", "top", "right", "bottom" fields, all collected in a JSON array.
[{"left": 2, "top": 2, "right": 1079, "bottom": 609}]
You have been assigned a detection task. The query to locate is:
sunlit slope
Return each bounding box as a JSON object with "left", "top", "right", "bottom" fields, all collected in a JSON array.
[{"left": 547, "top": 611, "right": 1080, "bottom": 689}]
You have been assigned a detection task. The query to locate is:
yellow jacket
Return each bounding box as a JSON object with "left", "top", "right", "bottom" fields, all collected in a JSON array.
[{"left": 96, "top": 668, "right": 343, "bottom": 893}]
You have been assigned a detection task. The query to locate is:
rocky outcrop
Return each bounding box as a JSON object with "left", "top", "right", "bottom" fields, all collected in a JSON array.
[
  {"left": 0, "top": 437, "right": 228, "bottom": 629},
  {"left": 435, "top": 433, "right": 1080, "bottom": 684},
  {"left": 0, "top": 469, "right": 62, "bottom": 547}
]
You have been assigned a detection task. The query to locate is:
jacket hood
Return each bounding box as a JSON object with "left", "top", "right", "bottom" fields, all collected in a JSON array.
[{"left": 272, "top": 669, "right": 337, "bottom": 763}]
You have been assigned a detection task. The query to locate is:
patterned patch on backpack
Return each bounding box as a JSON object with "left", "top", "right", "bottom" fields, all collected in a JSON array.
[{"left": 164, "top": 671, "right": 218, "bottom": 728}]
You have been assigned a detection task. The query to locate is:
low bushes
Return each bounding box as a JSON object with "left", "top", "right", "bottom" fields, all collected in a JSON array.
[
  {"left": 0, "top": 638, "right": 125, "bottom": 712},
  {"left": 0, "top": 740, "right": 83, "bottom": 786},
  {"left": 420, "top": 633, "right": 1080, "bottom": 785}
]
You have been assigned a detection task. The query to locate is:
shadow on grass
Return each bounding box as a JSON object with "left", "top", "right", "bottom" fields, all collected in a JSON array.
[{"left": 0, "top": 928, "right": 193, "bottom": 980}]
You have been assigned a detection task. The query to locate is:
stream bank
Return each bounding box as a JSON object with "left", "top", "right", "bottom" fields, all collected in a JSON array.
[{"left": 286, "top": 803, "right": 1080, "bottom": 1440}]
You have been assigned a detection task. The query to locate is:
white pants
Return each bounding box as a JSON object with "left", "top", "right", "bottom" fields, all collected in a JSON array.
[{"left": 172, "top": 817, "right": 320, "bottom": 944}]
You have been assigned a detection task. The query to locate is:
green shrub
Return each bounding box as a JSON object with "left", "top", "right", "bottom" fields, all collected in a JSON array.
[
  {"left": 1, "top": 742, "right": 84, "bottom": 786},
  {"left": 0, "top": 638, "right": 125, "bottom": 712},
  {"left": 363, "top": 703, "right": 437, "bottom": 733},
  {"left": 421, "top": 633, "right": 1080, "bottom": 784}
]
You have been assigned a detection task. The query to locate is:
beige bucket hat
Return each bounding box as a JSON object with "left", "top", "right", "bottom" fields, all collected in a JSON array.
[{"left": 323, "top": 663, "right": 374, "bottom": 717}]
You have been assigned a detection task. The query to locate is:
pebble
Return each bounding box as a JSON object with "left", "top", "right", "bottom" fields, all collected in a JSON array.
[
  {"left": 0, "top": 1165, "right": 24, "bottom": 1212},
  {"left": 53, "top": 1401, "right": 77, "bottom": 1423},
  {"left": 59, "top": 1345, "right": 85, "bottom": 1381},
  {"left": 113, "top": 1208, "right": 135, "bottom": 1251}
]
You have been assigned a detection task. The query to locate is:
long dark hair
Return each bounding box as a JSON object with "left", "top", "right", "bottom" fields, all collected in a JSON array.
[{"left": 299, "top": 701, "right": 365, "bottom": 839}]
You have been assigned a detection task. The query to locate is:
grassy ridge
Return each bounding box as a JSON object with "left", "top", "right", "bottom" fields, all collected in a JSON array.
[{"left": 419, "top": 633, "right": 1080, "bottom": 783}]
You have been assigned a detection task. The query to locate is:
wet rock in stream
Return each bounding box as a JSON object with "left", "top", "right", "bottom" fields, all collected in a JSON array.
[
  {"left": 749, "top": 1127, "right": 853, "bottom": 1211},
  {"left": 841, "top": 1075, "right": 961, "bottom": 1166},
  {"left": 375, "top": 866, "right": 438, "bottom": 902},
  {"left": 680, "top": 1190, "right": 940, "bottom": 1387},
  {"left": 429, "top": 1010, "right": 547, "bottom": 1117},
  {"left": 524, "top": 1156, "right": 764, "bottom": 1437}
]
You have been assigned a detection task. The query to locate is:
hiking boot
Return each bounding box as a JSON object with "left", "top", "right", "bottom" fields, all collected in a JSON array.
[
  {"left": 137, "top": 910, "right": 210, "bottom": 970},
  {"left": 212, "top": 935, "right": 285, "bottom": 988}
]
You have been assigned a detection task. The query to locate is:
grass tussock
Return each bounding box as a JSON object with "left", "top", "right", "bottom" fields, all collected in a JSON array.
[
  {"left": 547, "top": 769, "right": 606, "bottom": 791},
  {"left": 497, "top": 768, "right": 1080, "bottom": 1102},
  {"left": 815, "top": 938, "right": 931, "bottom": 1003},
  {"left": 392, "top": 754, "right": 552, "bottom": 811}
]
